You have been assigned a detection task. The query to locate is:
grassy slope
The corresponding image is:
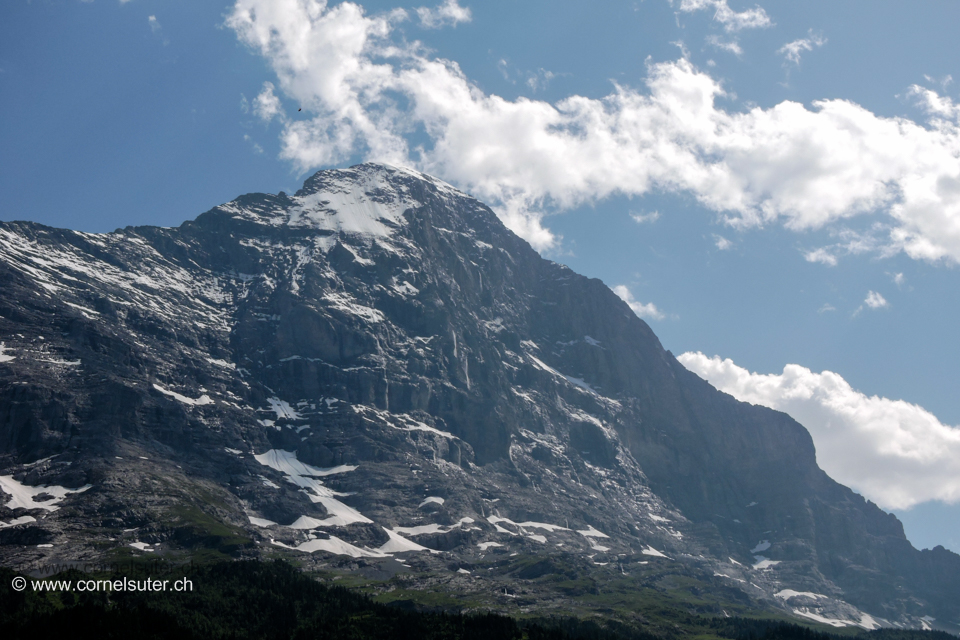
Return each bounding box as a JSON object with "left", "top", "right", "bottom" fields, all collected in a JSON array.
[{"left": 2, "top": 559, "right": 953, "bottom": 640}]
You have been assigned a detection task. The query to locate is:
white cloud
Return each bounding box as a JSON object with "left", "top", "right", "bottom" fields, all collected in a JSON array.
[
  {"left": 147, "top": 14, "right": 168, "bottom": 45},
  {"left": 804, "top": 248, "right": 837, "bottom": 266},
  {"left": 817, "top": 303, "right": 835, "bottom": 313},
  {"left": 253, "top": 82, "right": 284, "bottom": 122},
  {"left": 864, "top": 290, "right": 888, "bottom": 309},
  {"left": 678, "top": 352, "right": 960, "bottom": 510},
  {"left": 612, "top": 285, "right": 665, "bottom": 320},
  {"left": 244, "top": 134, "right": 265, "bottom": 154},
  {"left": 778, "top": 31, "right": 826, "bottom": 66},
  {"left": 416, "top": 0, "right": 471, "bottom": 29},
  {"left": 908, "top": 83, "right": 960, "bottom": 121},
  {"left": 227, "top": 0, "right": 960, "bottom": 260},
  {"left": 526, "top": 68, "right": 557, "bottom": 93},
  {"left": 923, "top": 74, "right": 953, "bottom": 91},
  {"left": 714, "top": 234, "right": 732, "bottom": 250},
  {"left": 675, "top": 0, "right": 772, "bottom": 32},
  {"left": 631, "top": 210, "right": 660, "bottom": 224},
  {"left": 705, "top": 35, "right": 742, "bottom": 56},
  {"left": 892, "top": 272, "right": 906, "bottom": 287}
]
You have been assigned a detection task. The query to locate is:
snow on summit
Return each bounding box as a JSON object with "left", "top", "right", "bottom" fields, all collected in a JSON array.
[{"left": 221, "top": 164, "right": 467, "bottom": 237}]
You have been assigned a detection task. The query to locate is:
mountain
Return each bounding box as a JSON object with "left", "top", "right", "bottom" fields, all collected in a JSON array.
[{"left": 1, "top": 164, "right": 957, "bottom": 633}]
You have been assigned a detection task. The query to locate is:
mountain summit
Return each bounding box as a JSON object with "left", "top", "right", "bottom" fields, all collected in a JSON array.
[{"left": 1, "top": 164, "right": 957, "bottom": 631}]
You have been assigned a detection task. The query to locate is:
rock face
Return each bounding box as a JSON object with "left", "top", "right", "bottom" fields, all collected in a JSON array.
[{"left": 0, "top": 164, "right": 957, "bottom": 630}]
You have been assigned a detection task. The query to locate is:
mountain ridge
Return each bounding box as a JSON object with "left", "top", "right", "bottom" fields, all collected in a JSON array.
[{"left": 0, "top": 163, "right": 957, "bottom": 632}]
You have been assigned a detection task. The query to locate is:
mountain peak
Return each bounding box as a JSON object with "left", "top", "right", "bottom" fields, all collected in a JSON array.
[
  {"left": 2, "top": 164, "right": 959, "bottom": 633},
  {"left": 217, "top": 163, "right": 471, "bottom": 238}
]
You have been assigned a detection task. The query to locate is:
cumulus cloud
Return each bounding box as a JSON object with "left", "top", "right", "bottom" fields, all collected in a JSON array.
[
  {"left": 778, "top": 30, "right": 826, "bottom": 66},
  {"left": 416, "top": 0, "right": 471, "bottom": 29},
  {"left": 675, "top": 0, "right": 772, "bottom": 32},
  {"left": 253, "top": 82, "right": 284, "bottom": 122},
  {"left": 678, "top": 352, "right": 960, "bottom": 509},
  {"left": 804, "top": 248, "right": 837, "bottom": 266},
  {"left": 714, "top": 234, "right": 732, "bottom": 250},
  {"left": 612, "top": 285, "right": 665, "bottom": 320},
  {"left": 227, "top": 0, "right": 960, "bottom": 260},
  {"left": 908, "top": 83, "right": 960, "bottom": 121},
  {"left": 864, "top": 290, "right": 888, "bottom": 309},
  {"left": 631, "top": 210, "right": 660, "bottom": 224},
  {"left": 705, "top": 35, "right": 743, "bottom": 56}
]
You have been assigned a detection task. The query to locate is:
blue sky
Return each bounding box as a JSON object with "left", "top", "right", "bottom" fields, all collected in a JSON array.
[{"left": 2, "top": 0, "right": 960, "bottom": 552}]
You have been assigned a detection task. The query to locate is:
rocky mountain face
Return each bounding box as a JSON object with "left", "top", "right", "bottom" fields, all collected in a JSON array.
[{"left": 0, "top": 164, "right": 957, "bottom": 632}]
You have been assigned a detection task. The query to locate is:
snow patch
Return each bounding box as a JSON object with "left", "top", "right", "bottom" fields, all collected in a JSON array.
[
  {"left": 254, "top": 450, "right": 355, "bottom": 478},
  {"left": 266, "top": 397, "right": 302, "bottom": 420},
  {"left": 260, "top": 476, "right": 281, "bottom": 489},
  {"left": 752, "top": 556, "right": 781, "bottom": 570},
  {"left": 392, "top": 523, "right": 447, "bottom": 536},
  {"left": 488, "top": 515, "right": 569, "bottom": 540},
  {"left": 642, "top": 545, "right": 670, "bottom": 559},
  {"left": 340, "top": 242, "right": 374, "bottom": 266},
  {"left": 0, "top": 515, "right": 37, "bottom": 528},
  {"left": 750, "top": 540, "right": 771, "bottom": 553},
  {"left": 296, "top": 497, "right": 374, "bottom": 527},
  {"left": 858, "top": 614, "right": 882, "bottom": 630},
  {"left": 0, "top": 475, "right": 91, "bottom": 512},
  {"left": 37, "top": 357, "right": 80, "bottom": 367},
  {"left": 478, "top": 541, "right": 503, "bottom": 550},
  {"left": 775, "top": 589, "right": 826, "bottom": 601},
  {"left": 248, "top": 516, "right": 277, "bottom": 528},
  {"left": 378, "top": 527, "right": 430, "bottom": 553},
  {"left": 792, "top": 609, "right": 857, "bottom": 628},
  {"left": 322, "top": 292, "right": 384, "bottom": 323},
  {"left": 153, "top": 384, "right": 213, "bottom": 406},
  {"left": 515, "top": 521, "right": 569, "bottom": 532},
  {"left": 0, "top": 343, "right": 16, "bottom": 363},
  {"left": 392, "top": 280, "right": 419, "bottom": 296},
  {"left": 284, "top": 166, "right": 421, "bottom": 238},
  {"left": 354, "top": 405, "right": 457, "bottom": 439},
  {"left": 527, "top": 353, "right": 599, "bottom": 394},
  {"left": 419, "top": 496, "right": 445, "bottom": 508},
  {"left": 271, "top": 535, "right": 387, "bottom": 558},
  {"left": 577, "top": 525, "right": 609, "bottom": 538},
  {"left": 253, "top": 450, "right": 367, "bottom": 526}
]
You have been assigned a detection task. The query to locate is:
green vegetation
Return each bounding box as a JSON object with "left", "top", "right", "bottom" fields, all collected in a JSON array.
[
  {"left": 0, "top": 560, "right": 954, "bottom": 640},
  {"left": 166, "top": 504, "right": 253, "bottom": 556}
]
